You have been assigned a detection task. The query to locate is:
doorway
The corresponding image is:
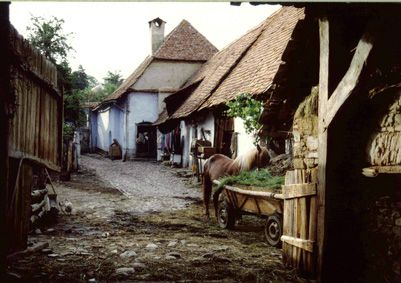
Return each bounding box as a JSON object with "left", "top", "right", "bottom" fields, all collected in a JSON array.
[{"left": 136, "top": 122, "right": 157, "bottom": 158}]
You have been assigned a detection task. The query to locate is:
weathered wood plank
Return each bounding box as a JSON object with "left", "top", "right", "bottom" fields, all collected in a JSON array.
[
  {"left": 212, "top": 180, "right": 284, "bottom": 199},
  {"left": 317, "top": 17, "right": 329, "bottom": 280},
  {"left": 362, "top": 165, "right": 401, "bottom": 175},
  {"left": 281, "top": 235, "right": 314, "bottom": 253},
  {"left": 325, "top": 31, "right": 374, "bottom": 127},
  {"left": 282, "top": 183, "right": 317, "bottom": 199}
]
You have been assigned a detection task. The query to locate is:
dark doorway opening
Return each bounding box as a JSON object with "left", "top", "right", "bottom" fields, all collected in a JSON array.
[{"left": 136, "top": 122, "right": 157, "bottom": 158}]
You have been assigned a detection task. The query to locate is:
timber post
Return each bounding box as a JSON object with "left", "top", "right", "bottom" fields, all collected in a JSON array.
[
  {"left": 0, "top": 1, "right": 10, "bottom": 274},
  {"left": 317, "top": 16, "right": 329, "bottom": 282}
]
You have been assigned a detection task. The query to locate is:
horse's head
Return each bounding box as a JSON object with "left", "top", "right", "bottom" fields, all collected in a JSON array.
[{"left": 256, "top": 144, "right": 270, "bottom": 169}]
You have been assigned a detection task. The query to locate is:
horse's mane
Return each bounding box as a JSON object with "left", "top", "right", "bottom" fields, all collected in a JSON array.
[{"left": 233, "top": 148, "right": 258, "bottom": 172}]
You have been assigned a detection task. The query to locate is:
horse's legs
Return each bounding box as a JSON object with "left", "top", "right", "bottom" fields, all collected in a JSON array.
[
  {"left": 213, "top": 186, "right": 224, "bottom": 218},
  {"left": 203, "top": 173, "right": 212, "bottom": 219}
]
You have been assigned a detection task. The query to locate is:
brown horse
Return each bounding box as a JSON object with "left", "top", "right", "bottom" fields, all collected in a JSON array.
[{"left": 202, "top": 145, "right": 270, "bottom": 218}]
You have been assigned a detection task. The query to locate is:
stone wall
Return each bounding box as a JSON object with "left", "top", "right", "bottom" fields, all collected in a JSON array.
[
  {"left": 369, "top": 92, "right": 401, "bottom": 166},
  {"left": 292, "top": 86, "right": 319, "bottom": 170}
]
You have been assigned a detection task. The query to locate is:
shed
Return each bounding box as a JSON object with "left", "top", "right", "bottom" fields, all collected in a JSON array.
[{"left": 259, "top": 4, "right": 401, "bottom": 282}]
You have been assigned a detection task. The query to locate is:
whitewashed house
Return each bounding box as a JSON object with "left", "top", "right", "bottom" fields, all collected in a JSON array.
[
  {"left": 91, "top": 18, "right": 217, "bottom": 159},
  {"left": 156, "top": 7, "right": 305, "bottom": 168}
]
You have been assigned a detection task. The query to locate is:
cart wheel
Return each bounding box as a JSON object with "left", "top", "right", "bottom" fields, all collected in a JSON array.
[
  {"left": 264, "top": 214, "right": 283, "bottom": 247},
  {"left": 217, "top": 200, "right": 236, "bottom": 229}
]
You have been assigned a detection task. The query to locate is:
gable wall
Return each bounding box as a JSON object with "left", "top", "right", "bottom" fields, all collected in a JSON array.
[{"left": 134, "top": 60, "right": 203, "bottom": 91}]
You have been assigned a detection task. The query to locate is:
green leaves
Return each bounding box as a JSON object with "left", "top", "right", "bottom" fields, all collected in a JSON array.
[
  {"left": 225, "top": 93, "right": 262, "bottom": 144},
  {"left": 27, "top": 16, "right": 73, "bottom": 65},
  {"left": 218, "top": 169, "right": 284, "bottom": 191}
]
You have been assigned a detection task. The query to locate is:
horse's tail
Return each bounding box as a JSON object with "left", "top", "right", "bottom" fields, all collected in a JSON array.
[{"left": 202, "top": 158, "right": 212, "bottom": 219}]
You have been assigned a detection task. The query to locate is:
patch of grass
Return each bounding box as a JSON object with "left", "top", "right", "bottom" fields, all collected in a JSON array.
[{"left": 217, "top": 169, "right": 284, "bottom": 190}]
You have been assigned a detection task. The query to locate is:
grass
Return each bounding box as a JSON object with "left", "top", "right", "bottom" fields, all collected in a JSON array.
[{"left": 217, "top": 169, "right": 284, "bottom": 190}]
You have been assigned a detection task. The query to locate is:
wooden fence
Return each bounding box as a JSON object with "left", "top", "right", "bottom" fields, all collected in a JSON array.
[
  {"left": 281, "top": 168, "right": 318, "bottom": 277},
  {"left": 6, "top": 26, "right": 62, "bottom": 252},
  {"left": 8, "top": 25, "right": 62, "bottom": 172}
]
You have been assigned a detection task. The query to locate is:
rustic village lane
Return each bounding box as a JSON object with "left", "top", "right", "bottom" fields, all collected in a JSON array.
[
  {"left": 80, "top": 154, "right": 199, "bottom": 213},
  {"left": 8, "top": 154, "right": 309, "bottom": 282}
]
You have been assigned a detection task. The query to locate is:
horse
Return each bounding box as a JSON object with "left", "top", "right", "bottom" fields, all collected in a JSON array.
[{"left": 202, "top": 145, "right": 271, "bottom": 219}]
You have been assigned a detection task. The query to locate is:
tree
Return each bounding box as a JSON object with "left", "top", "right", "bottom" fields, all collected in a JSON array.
[
  {"left": 225, "top": 93, "right": 263, "bottom": 145},
  {"left": 26, "top": 16, "right": 73, "bottom": 65},
  {"left": 71, "top": 65, "right": 97, "bottom": 91},
  {"left": 103, "top": 71, "right": 123, "bottom": 86},
  {"left": 102, "top": 71, "right": 123, "bottom": 96}
]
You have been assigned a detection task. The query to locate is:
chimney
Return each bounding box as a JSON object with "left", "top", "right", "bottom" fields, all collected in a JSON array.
[{"left": 148, "top": 17, "right": 166, "bottom": 54}]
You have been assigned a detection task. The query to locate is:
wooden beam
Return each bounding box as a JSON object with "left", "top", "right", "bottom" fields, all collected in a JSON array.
[
  {"left": 317, "top": 17, "right": 329, "bottom": 281},
  {"left": 282, "top": 183, "right": 317, "bottom": 199},
  {"left": 212, "top": 180, "right": 284, "bottom": 200},
  {"left": 325, "top": 31, "right": 374, "bottom": 127},
  {"left": 281, "top": 235, "right": 314, "bottom": 253}
]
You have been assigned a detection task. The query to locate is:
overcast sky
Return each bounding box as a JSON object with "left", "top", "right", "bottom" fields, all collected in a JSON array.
[{"left": 10, "top": 2, "right": 280, "bottom": 82}]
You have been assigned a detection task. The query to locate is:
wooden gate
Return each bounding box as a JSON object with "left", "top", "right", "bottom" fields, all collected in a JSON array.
[{"left": 281, "top": 168, "right": 318, "bottom": 277}]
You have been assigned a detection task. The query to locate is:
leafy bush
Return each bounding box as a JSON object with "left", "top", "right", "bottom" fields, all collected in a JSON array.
[{"left": 225, "top": 93, "right": 263, "bottom": 145}]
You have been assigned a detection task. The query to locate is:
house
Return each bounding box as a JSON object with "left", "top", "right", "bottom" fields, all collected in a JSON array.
[
  {"left": 91, "top": 18, "right": 217, "bottom": 160},
  {"left": 155, "top": 6, "right": 307, "bottom": 168},
  {"left": 259, "top": 4, "right": 401, "bottom": 282}
]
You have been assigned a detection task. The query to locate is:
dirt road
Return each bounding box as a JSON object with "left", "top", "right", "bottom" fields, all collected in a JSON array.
[{"left": 7, "top": 155, "right": 309, "bottom": 282}]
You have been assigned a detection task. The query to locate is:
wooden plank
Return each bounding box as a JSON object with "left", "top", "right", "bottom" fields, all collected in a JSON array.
[
  {"left": 34, "top": 84, "right": 40, "bottom": 156},
  {"left": 363, "top": 165, "right": 401, "bottom": 175},
  {"left": 212, "top": 180, "right": 284, "bottom": 199},
  {"left": 317, "top": 17, "right": 329, "bottom": 280},
  {"left": 325, "top": 31, "right": 374, "bottom": 127},
  {"left": 282, "top": 183, "right": 317, "bottom": 199},
  {"left": 44, "top": 94, "right": 50, "bottom": 161},
  {"left": 281, "top": 235, "right": 314, "bottom": 253},
  {"left": 25, "top": 79, "right": 32, "bottom": 154}
]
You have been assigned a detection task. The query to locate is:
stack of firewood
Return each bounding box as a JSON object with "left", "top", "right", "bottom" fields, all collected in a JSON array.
[{"left": 30, "top": 169, "right": 59, "bottom": 228}]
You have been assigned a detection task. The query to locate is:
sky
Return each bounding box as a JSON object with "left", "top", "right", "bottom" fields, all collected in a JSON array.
[{"left": 10, "top": 2, "right": 280, "bottom": 82}]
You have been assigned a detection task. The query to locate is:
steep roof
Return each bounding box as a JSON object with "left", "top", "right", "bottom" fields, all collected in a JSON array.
[
  {"left": 166, "top": 6, "right": 305, "bottom": 120},
  {"left": 200, "top": 6, "right": 305, "bottom": 110},
  {"left": 169, "top": 19, "right": 266, "bottom": 119},
  {"left": 154, "top": 20, "right": 218, "bottom": 61},
  {"left": 96, "top": 20, "right": 217, "bottom": 108}
]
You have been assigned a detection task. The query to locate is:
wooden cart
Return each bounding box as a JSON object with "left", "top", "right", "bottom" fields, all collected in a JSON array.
[{"left": 213, "top": 180, "right": 284, "bottom": 247}]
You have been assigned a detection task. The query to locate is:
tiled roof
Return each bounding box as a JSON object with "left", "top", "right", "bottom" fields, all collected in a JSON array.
[
  {"left": 170, "top": 20, "right": 266, "bottom": 119},
  {"left": 200, "top": 6, "right": 305, "bottom": 110},
  {"left": 154, "top": 20, "right": 218, "bottom": 61},
  {"left": 167, "top": 6, "right": 305, "bottom": 120},
  {"left": 98, "top": 20, "right": 217, "bottom": 107}
]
